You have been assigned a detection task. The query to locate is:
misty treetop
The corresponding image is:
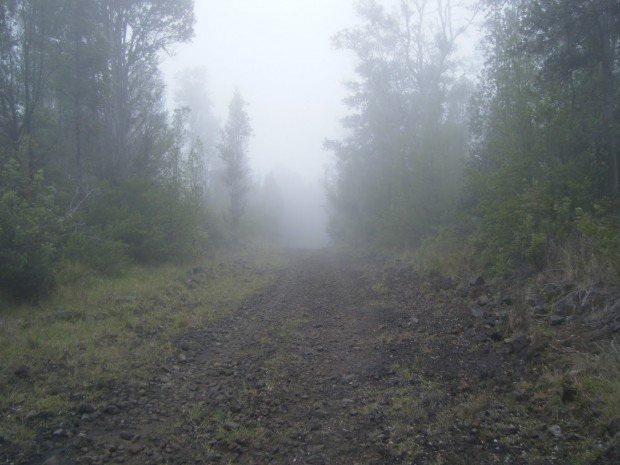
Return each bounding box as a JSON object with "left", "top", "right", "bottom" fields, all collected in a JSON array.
[{"left": 218, "top": 89, "right": 253, "bottom": 234}]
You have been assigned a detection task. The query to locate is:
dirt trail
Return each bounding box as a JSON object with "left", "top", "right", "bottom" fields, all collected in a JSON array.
[{"left": 31, "top": 251, "right": 618, "bottom": 465}]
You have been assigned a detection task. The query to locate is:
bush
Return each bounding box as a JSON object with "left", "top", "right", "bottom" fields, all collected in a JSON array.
[
  {"left": 83, "top": 179, "right": 208, "bottom": 264},
  {"left": 61, "top": 232, "right": 130, "bottom": 276},
  {"left": 0, "top": 159, "right": 61, "bottom": 299}
]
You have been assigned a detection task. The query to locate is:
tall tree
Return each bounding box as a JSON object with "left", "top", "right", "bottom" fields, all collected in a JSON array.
[
  {"left": 174, "top": 67, "right": 219, "bottom": 199},
  {"left": 521, "top": 0, "right": 620, "bottom": 199},
  {"left": 99, "top": 0, "right": 195, "bottom": 181},
  {"left": 218, "top": 89, "right": 252, "bottom": 234},
  {"left": 53, "top": 0, "right": 107, "bottom": 200},
  {"left": 0, "top": 0, "right": 63, "bottom": 179},
  {"left": 327, "top": 0, "right": 476, "bottom": 247},
  {"left": 467, "top": 0, "right": 620, "bottom": 273}
]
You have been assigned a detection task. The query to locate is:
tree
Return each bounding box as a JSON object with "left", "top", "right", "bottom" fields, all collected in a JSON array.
[
  {"left": 53, "top": 0, "right": 108, "bottom": 200},
  {"left": 466, "top": 0, "right": 620, "bottom": 274},
  {"left": 173, "top": 67, "right": 219, "bottom": 199},
  {"left": 327, "top": 0, "right": 477, "bottom": 247},
  {"left": 218, "top": 89, "right": 252, "bottom": 234},
  {"left": 99, "top": 0, "right": 195, "bottom": 181},
  {"left": 0, "top": 0, "right": 204, "bottom": 300},
  {"left": 0, "top": 0, "right": 63, "bottom": 179},
  {"left": 521, "top": 0, "right": 620, "bottom": 199}
]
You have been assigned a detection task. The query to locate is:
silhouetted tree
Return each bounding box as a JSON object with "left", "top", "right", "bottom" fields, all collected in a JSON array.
[{"left": 218, "top": 89, "right": 252, "bottom": 234}]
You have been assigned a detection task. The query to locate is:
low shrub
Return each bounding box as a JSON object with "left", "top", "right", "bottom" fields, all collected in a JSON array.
[
  {"left": 0, "top": 159, "right": 62, "bottom": 299},
  {"left": 82, "top": 178, "right": 208, "bottom": 264}
]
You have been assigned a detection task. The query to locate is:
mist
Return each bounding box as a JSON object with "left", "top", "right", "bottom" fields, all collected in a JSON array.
[
  {"left": 161, "top": 0, "right": 359, "bottom": 248},
  {"left": 2, "top": 2, "right": 617, "bottom": 463}
]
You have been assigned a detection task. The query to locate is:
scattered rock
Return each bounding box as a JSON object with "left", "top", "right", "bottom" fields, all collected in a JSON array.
[
  {"left": 470, "top": 306, "right": 485, "bottom": 318},
  {"left": 548, "top": 424, "right": 563, "bottom": 439},
  {"left": 76, "top": 402, "right": 95, "bottom": 414},
  {"left": 470, "top": 276, "right": 485, "bottom": 287},
  {"left": 25, "top": 410, "right": 53, "bottom": 422},
  {"left": 103, "top": 405, "right": 120, "bottom": 415},
  {"left": 505, "top": 334, "right": 529, "bottom": 354},
  {"left": 12, "top": 364, "right": 30, "bottom": 378},
  {"left": 42, "top": 456, "right": 60, "bottom": 465},
  {"left": 223, "top": 421, "right": 240, "bottom": 431},
  {"left": 548, "top": 315, "right": 566, "bottom": 326},
  {"left": 561, "top": 383, "right": 578, "bottom": 403}
]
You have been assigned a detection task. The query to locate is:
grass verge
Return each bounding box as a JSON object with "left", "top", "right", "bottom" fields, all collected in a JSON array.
[{"left": 0, "top": 247, "right": 285, "bottom": 449}]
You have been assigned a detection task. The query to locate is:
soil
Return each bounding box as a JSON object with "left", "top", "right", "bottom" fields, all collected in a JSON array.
[{"left": 9, "top": 251, "right": 620, "bottom": 464}]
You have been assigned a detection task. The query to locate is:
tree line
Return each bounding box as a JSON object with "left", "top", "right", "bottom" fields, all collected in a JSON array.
[
  {"left": 0, "top": 0, "right": 253, "bottom": 299},
  {"left": 328, "top": 0, "right": 619, "bottom": 278}
]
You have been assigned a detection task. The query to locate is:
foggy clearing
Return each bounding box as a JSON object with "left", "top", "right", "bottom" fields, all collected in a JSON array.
[{"left": 0, "top": 1, "right": 618, "bottom": 465}]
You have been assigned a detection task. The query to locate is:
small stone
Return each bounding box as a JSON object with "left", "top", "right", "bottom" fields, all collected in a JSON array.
[
  {"left": 561, "top": 384, "right": 578, "bottom": 403},
  {"left": 42, "top": 456, "right": 60, "bottom": 465},
  {"left": 548, "top": 424, "right": 562, "bottom": 439},
  {"left": 76, "top": 403, "right": 95, "bottom": 414},
  {"left": 13, "top": 364, "right": 29, "bottom": 378},
  {"left": 506, "top": 334, "right": 529, "bottom": 354},
  {"left": 52, "top": 429, "right": 65, "bottom": 437},
  {"left": 129, "top": 444, "right": 144, "bottom": 455},
  {"left": 470, "top": 307, "right": 484, "bottom": 318},
  {"left": 470, "top": 276, "right": 485, "bottom": 286},
  {"left": 120, "top": 431, "right": 133, "bottom": 441},
  {"left": 103, "top": 405, "right": 119, "bottom": 415},
  {"left": 178, "top": 353, "right": 187, "bottom": 363},
  {"left": 25, "top": 410, "right": 53, "bottom": 422},
  {"left": 549, "top": 315, "right": 566, "bottom": 326},
  {"left": 223, "top": 421, "right": 240, "bottom": 431}
]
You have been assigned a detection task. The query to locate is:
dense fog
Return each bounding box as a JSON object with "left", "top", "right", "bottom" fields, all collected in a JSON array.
[{"left": 161, "top": 0, "right": 360, "bottom": 248}]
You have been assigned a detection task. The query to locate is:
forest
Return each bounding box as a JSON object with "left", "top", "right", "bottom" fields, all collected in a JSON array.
[{"left": 0, "top": 1, "right": 619, "bottom": 464}]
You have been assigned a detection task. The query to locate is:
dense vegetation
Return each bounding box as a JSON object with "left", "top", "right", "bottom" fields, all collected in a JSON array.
[
  {"left": 1, "top": 0, "right": 618, "bottom": 301},
  {"left": 328, "top": 0, "right": 619, "bottom": 280},
  {"left": 0, "top": 1, "right": 254, "bottom": 300}
]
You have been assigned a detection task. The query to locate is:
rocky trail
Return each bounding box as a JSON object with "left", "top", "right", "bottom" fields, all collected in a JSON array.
[{"left": 15, "top": 252, "right": 620, "bottom": 464}]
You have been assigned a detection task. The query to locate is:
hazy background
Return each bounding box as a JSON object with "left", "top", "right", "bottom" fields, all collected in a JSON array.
[
  {"left": 161, "top": 0, "right": 481, "bottom": 248},
  {"left": 161, "top": 0, "right": 357, "bottom": 177},
  {"left": 161, "top": 0, "right": 363, "bottom": 247}
]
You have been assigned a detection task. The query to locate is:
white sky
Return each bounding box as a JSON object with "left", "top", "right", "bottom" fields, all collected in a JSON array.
[{"left": 161, "top": 0, "right": 358, "bottom": 182}]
